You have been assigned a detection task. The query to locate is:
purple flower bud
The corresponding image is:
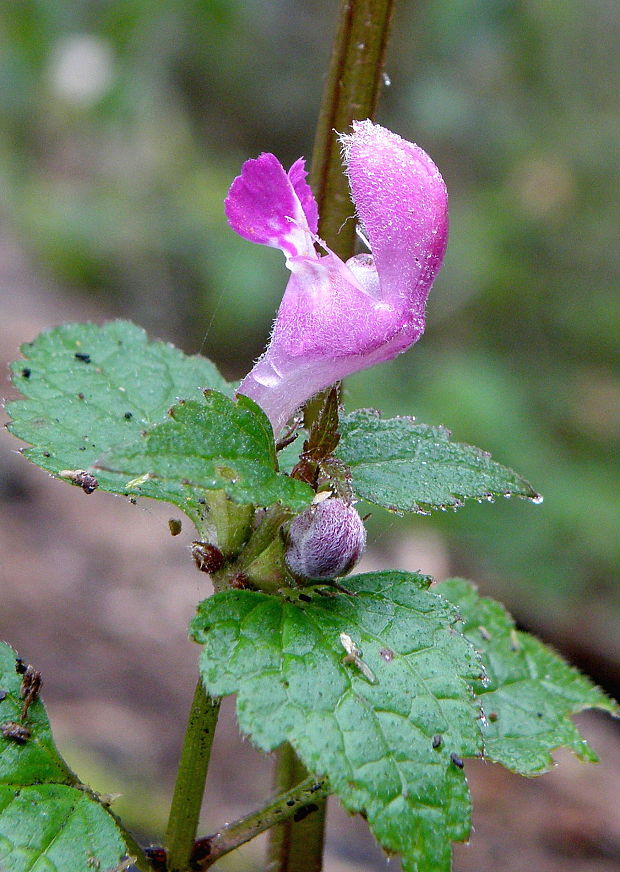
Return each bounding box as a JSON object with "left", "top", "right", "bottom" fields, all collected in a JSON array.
[
  {"left": 284, "top": 498, "right": 366, "bottom": 582},
  {"left": 226, "top": 120, "right": 448, "bottom": 433}
]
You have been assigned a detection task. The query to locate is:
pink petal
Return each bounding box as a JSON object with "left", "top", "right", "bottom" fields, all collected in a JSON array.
[
  {"left": 287, "top": 158, "right": 319, "bottom": 234},
  {"left": 225, "top": 153, "right": 316, "bottom": 259},
  {"left": 341, "top": 120, "right": 448, "bottom": 324},
  {"left": 238, "top": 254, "right": 398, "bottom": 432}
]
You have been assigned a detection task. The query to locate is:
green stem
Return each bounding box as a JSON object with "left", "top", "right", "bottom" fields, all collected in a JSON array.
[
  {"left": 236, "top": 505, "right": 292, "bottom": 569},
  {"left": 191, "top": 773, "right": 330, "bottom": 869},
  {"left": 273, "top": 3, "right": 396, "bottom": 869},
  {"left": 310, "top": 0, "right": 396, "bottom": 260},
  {"left": 267, "top": 744, "right": 327, "bottom": 872},
  {"left": 165, "top": 679, "right": 221, "bottom": 872}
]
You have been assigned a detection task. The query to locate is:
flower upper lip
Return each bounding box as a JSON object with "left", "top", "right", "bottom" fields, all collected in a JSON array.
[{"left": 225, "top": 119, "right": 448, "bottom": 434}]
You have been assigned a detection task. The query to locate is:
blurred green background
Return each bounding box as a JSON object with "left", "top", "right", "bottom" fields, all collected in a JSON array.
[{"left": 1, "top": 1, "right": 618, "bottom": 680}]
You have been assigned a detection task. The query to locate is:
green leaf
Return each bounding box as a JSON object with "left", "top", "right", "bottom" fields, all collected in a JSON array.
[
  {"left": 435, "top": 579, "right": 619, "bottom": 774},
  {"left": 336, "top": 409, "right": 540, "bottom": 513},
  {"left": 0, "top": 646, "right": 73, "bottom": 787},
  {"left": 7, "top": 320, "right": 234, "bottom": 522},
  {"left": 191, "top": 571, "right": 484, "bottom": 872},
  {"left": 7, "top": 321, "right": 311, "bottom": 521},
  {"left": 0, "top": 784, "right": 127, "bottom": 872},
  {"left": 102, "top": 392, "right": 313, "bottom": 513},
  {"left": 0, "top": 643, "right": 130, "bottom": 871}
]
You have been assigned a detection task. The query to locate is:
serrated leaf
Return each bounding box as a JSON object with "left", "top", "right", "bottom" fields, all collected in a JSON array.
[
  {"left": 0, "top": 643, "right": 129, "bottom": 871},
  {"left": 0, "top": 646, "right": 73, "bottom": 787},
  {"left": 336, "top": 409, "right": 540, "bottom": 513},
  {"left": 191, "top": 571, "right": 485, "bottom": 872},
  {"left": 0, "top": 784, "right": 127, "bottom": 872},
  {"left": 435, "top": 579, "right": 619, "bottom": 774},
  {"left": 6, "top": 320, "right": 235, "bottom": 524},
  {"left": 102, "top": 392, "right": 313, "bottom": 513}
]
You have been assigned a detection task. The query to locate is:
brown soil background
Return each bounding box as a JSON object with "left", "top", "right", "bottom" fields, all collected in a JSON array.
[{"left": 1, "top": 223, "right": 619, "bottom": 872}]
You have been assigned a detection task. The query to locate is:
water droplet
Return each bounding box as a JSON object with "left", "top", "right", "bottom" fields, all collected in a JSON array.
[
  {"left": 382, "top": 71, "right": 391, "bottom": 87},
  {"left": 530, "top": 494, "right": 544, "bottom": 504}
]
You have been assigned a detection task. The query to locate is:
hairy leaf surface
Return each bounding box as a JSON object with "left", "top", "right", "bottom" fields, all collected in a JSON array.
[
  {"left": 104, "top": 392, "right": 313, "bottom": 512},
  {"left": 436, "top": 579, "right": 618, "bottom": 773},
  {"left": 337, "top": 410, "right": 539, "bottom": 513},
  {"left": 7, "top": 321, "right": 311, "bottom": 520},
  {"left": 191, "top": 571, "right": 484, "bottom": 872},
  {"left": 0, "top": 784, "right": 127, "bottom": 872},
  {"left": 7, "top": 321, "right": 233, "bottom": 520},
  {"left": 0, "top": 643, "right": 129, "bottom": 871}
]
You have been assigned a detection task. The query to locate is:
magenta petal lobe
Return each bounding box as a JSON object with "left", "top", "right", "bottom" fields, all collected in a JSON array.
[
  {"left": 225, "top": 153, "right": 315, "bottom": 258},
  {"left": 287, "top": 158, "right": 319, "bottom": 234}
]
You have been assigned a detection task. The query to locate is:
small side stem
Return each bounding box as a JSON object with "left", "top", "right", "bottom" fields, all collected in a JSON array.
[
  {"left": 165, "top": 679, "right": 221, "bottom": 872},
  {"left": 191, "top": 773, "right": 329, "bottom": 869},
  {"left": 267, "top": 744, "right": 327, "bottom": 872}
]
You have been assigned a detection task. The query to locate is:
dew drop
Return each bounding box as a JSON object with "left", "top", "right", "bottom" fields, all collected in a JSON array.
[
  {"left": 530, "top": 494, "right": 544, "bottom": 504},
  {"left": 382, "top": 71, "right": 391, "bottom": 87}
]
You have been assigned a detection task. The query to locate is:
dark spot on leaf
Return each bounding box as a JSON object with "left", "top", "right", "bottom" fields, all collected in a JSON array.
[
  {"left": 74, "top": 352, "right": 91, "bottom": 363},
  {"left": 450, "top": 752, "right": 464, "bottom": 769},
  {"left": 298, "top": 593, "right": 312, "bottom": 602},
  {"left": 488, "top": 712, "right": 498, "bottom": 722},
  {"left": 536, "top": 711, "right": 543, "bottom": 718},
  {"left": 79, "top": 446, "right": 86, "bottom": 451},
  {"left": 432, "top": 734, "right": 443, "bottom": 748},
  {"left": 15, "top": 658, "right": 26, "bottom": 675},
  {"left": 310, "top": 782, "right": 323, "bottom": 793},
  {"left": 21, "top": 368, "right": 31, "bottom": 379},
  {"left": 286, "top": 799, "right": 296, "bottom": 807},
  {"left": 0, "top": 691, "right": 7, "bottom": 703},
  {"left": 77, "top": 392, "right": 85, "bottom": 400},
  {"left": 1, "top": 721, "right": 31, "bottom": 743},
  {"left": 294, "top": 803, "right": 318, "bottom": 822},
  {"left": 124, "top": 412, "right": 133, "bottom": 420},
  {"left": 43, "top": 451, "right": 50, "bottom": 458}
]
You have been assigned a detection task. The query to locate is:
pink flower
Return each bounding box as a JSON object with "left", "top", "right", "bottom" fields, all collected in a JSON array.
[{"left": 225, "top": 120, "right": 448, "bottom": 434}]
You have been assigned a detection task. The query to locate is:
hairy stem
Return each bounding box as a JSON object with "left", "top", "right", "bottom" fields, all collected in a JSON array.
[
  {"left": 310, "top": 0, "right": 396, "bottom": 261},
  {"left": 191, "top": 773, "right": 330, "bottom": 869},
  {"left": 230, "top": 504, "right": 292, "bottom": 573},
  {"left": 267, "top": 744, "right": 327, "bottom": 872},
  {"left": 165, "top": 679, "right": 221, "bottom": 872},
  {"left": 278, "top": 2, "right": 396, "bottom": 868}
]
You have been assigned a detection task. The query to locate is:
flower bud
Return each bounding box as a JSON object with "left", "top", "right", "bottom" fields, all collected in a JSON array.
[{"left": 285, "top": 498, "right": 366, "bottom": 582}]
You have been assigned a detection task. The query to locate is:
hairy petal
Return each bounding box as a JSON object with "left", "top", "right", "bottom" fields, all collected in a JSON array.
[
  {"left": 238, "top": 254, "right": 400, "bottom": 432},
  {"left": 230, "top": 122, "right": 449, "bottom": 432},
  {"left": 225, "top": 153, "right": 317, "bottom": 259},
  {"left": 342, "top": 120, "right": 448, "bottom": 328}
]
